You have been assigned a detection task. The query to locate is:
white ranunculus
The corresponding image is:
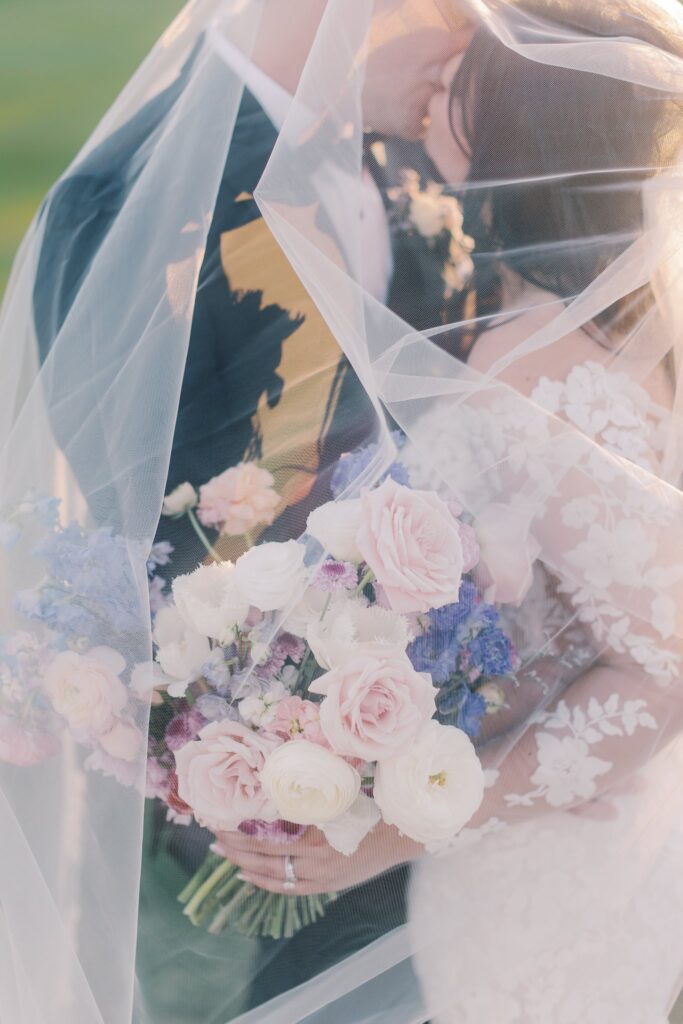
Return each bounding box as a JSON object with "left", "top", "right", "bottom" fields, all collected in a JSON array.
[
  {"left": 172, "top": 561, "right": 249, "bottom": 642},
  {"left": 260, "top": 740, "right": 361, "bottom": 826},
  {"left": 306, "top": 597, "right": 412, "bottom": 671},
  {"left": 374, "top": 720, "right": 484, "bottom": 848},
  {"left": 320, "top": 792, "right": 381, "bottom": 855},
  {"left": 43, "top": 646, "right": 128, "bottom": 738},
  {"left": 233, "top": 540, "right": 307, "bottom": 612},
  {"left": 153, "top": 606, "right": 210, "bottom": 692},
  {"left": 162, "top": 482, "right": 197, "bottom": 516},
  {"left": 306, "top": 500, "right": 363, "bottom": 562}
]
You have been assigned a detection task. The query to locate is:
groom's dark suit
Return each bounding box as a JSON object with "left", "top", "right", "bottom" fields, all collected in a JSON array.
[{"left": 33, "top": 60, "right": 424, "bottom": 1022}]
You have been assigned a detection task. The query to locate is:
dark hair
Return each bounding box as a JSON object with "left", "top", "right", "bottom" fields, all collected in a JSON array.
[{"left": 447, "top": 7, "right": 683, "bottom": 344}]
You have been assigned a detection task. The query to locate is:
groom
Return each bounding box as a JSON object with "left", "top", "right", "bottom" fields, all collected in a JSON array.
[{"left": 32, "top": 1, "right": 471, "bottom": 1018}]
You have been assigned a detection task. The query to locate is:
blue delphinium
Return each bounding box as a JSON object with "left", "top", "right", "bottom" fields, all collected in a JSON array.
[
  {"left": 330, "top": 431, "right": 409, "bottom": 498},
  {"left": 19, "top": 523, "right": 145, "bottom": 639},
  {"left": 436, "top": 682, "right": 488, "bottom": 739},
  {"left": 468, "top": 625, "right": 515, "bottom": 677},
  {"left": 407, "top": 580, "right": 480, "bottom": 683}
]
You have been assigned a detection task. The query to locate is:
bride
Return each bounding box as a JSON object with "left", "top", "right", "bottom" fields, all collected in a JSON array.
[{"left": 405, "top": 4, "right": 683, "bottom": 1022}]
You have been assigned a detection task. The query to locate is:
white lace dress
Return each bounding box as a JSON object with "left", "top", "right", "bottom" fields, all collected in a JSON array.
[{"left": 404, "top": 362, "right": 683, "bottom": 1024}]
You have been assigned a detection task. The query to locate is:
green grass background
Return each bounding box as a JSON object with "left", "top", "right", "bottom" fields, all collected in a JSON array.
[{"left": 0, "top": 0, "right": 183, "bottom": 296}]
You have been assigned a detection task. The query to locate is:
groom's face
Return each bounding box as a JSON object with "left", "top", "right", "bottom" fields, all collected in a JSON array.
[{"left": 362, "top": 0, "right": 472, "bottom": 140}]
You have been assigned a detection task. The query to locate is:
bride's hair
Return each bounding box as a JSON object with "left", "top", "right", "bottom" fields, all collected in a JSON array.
[{"left": 447, "top": 1, "right": 683, "bottom": 342}]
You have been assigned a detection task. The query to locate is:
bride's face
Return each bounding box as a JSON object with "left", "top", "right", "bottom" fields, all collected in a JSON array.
[{"left": 424, "top": 54, "right": 471, "bottom": 185}]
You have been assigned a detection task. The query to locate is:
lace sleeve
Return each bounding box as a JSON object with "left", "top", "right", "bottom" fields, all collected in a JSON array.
[{"left": 470, "top": 651, "right": 683, "bottom": 830}]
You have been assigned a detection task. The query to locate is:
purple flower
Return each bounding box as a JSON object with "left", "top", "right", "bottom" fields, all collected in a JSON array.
[
  {"left": 468, "top": 626, "right": 515, "bottom": 677},
  {"left": 255, "top": 632, "right": 305, "bottom": 679},
  {"left": 407, "top": 580, "right": 481, "bottom": 683},
  {"left": 436, "top": 682, "right": 487, "bottom": 739},
  {"left": 202, "top": 648, "right": 233, "bottom": 693},
  {"left": 456, "top": 690, "right": 488, "bottom": 738},
  {"left": 330, "top": 432, "right": 409, "bottom": 498},
  {"left": 408, "top": 630, "right": 460, "bottom": 685},
  {"left": 312, "top": 560, "right": 358, "bottom": 592},
  {"left": 194, "top": 694, "right": 238, "bottom": 723},
  {"left": 164, "top": 709, "right": 206, "bottom": 752},
  {"left": 238, "top": 819, "right": 306, "bottom": 843},
  {"left": 147, "top": 541, "right": 174, "bottom": 575}
]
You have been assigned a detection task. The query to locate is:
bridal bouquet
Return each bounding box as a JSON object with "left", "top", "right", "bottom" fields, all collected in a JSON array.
[
  {"left": 146, "top": 450, "right": 518, "bottom": 939},
  {"left": 0, "top": 444, "right": 518, "bottom": 941}
]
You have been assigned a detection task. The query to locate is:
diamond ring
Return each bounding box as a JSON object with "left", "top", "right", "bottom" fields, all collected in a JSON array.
[{"left": 283, "top": 854, "right": 297, "bottom": 892}]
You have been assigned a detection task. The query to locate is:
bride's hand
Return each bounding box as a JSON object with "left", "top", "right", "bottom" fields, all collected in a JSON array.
[{"left": 211, "top": 822, "right": 424, "bottom": 896}]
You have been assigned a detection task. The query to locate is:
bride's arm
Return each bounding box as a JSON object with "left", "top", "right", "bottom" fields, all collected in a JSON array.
[{"left": 469, "top": 649, "right": 683, "bottom": 829}]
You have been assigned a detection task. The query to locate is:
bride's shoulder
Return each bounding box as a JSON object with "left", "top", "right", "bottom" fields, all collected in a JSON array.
[
  {"left": 467, "top": 294, "right": 599, "bottom": 398},
  {"left": 467, "top": 288, "right": 673, "bottom": 412}
]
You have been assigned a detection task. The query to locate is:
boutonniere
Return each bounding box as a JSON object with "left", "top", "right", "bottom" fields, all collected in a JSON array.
[{"left": 388, "top": 169, "right": 474, "bottom": 301}]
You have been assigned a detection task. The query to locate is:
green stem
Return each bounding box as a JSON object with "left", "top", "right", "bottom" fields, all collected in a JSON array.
[
  {"left": 182, "top": 859, "right": 236, "bottom": 920},
  {"left": 177, "top": 854, "right": 222, "bottom": 906},
  {"left": 208, "top": 883, "right": 255, "bottom": 936},
  {"left": 187, "top": 508, "right": 222, "bottom": 562},
  {"left": 355, "top": 567, "right": 375, "bottom": 596}
]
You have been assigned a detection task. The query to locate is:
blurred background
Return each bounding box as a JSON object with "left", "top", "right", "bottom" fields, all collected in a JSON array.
[{"left": 0, "top": 0, "right": 183, "bottom": 296}]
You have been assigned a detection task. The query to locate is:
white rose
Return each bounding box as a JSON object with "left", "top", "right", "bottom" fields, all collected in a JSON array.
[
  {"left": 162, "top": 482, "right": 197, "bottom": 516},
  {"left": 153, "top": 606, "right": 210, "bottom": 693},
  {"left": 320, "top": 792, "right": 381, "bottom": 855},
  {"left": 233, "top": 540, "right": 307, "bottom": 612},
  {"left": 306, "top": 500, "right": 363, "bottom": 562},
  {"left": 306, "top": 597, "right": 412, "bottom": 671},
  {"left": 260, "top": 740, "right": 361, "bottom": 825},
  {"left": 43, "top": 646, "right": 128, "bottom": 737},
  {"left": 172, "top": 562, "right": 249, "bottom": 642},
  {"left": 374, "top": 720, "right": 484, "bottom": 848}
]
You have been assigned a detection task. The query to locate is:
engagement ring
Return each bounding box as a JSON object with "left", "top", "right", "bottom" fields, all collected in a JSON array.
[{"left": 283, "top": 854, "right": 297, "bottom": 892}]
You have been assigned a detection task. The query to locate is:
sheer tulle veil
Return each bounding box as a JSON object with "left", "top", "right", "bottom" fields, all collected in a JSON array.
[{"left": 1, "top": 1, "right": 683, "bottom": 1022}]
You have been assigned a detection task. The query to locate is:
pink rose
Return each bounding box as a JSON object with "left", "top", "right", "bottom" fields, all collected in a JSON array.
[
  {"left": 271, "top": 696, "right": 327, "bottom": 746},
  {"left": 475, "top": 504, "right": 541, "bottom": 606},
  {"left": 99, "top": 717, "right": 144, "bottom": 763},
  {"left": 0, "top": 715, "right": 60, "bottom": 766},
  {"left": 357, "top": 479, "right": 464, "bottom": 613},
  {"left": 43, "top": 647, "right": 128, "bottom": 738},
  {"left": 309, "top": 647, "right": 437, "bottom": 762},
  {"left": 197, "top": 463, "right": 280, "bottom": 536},
  {"left": 174, "top": 720, "right": 281, "bottom": 832}
]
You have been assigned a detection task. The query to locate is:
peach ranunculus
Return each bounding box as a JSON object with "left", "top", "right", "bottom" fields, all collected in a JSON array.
[
  {"left": 197, "top": 463, "right": 280, "bottom": 536},
  {"left": 174, "top": 720, "right": 281, "bottom": 832},
  {"left": 357, "top": 479, "right": 464, "bottom": 613},
  {"left": 271, "top": 696, "right": 327, "bottom": 746},
  {"left": 0, "top": 714, "right": 60, "bottom": 766},
  {"left": 43, "top": 647, "right": 128, "bottom": 738},
  {"left": 309, "top": 646, "right": 437, "bottom": 763}
]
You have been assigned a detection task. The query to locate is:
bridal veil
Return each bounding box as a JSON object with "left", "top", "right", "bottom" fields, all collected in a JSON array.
[{"left": 1, "top": 1, "right": 683, "bottom": 1021}]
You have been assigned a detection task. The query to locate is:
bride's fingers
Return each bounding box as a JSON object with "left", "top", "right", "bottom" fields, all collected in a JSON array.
[
  {"left": 211, "top": 833, "right": 298, "bottom": 858},
  {"left": 238, "top": 870, "right": 325, "bottom": 897}
]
